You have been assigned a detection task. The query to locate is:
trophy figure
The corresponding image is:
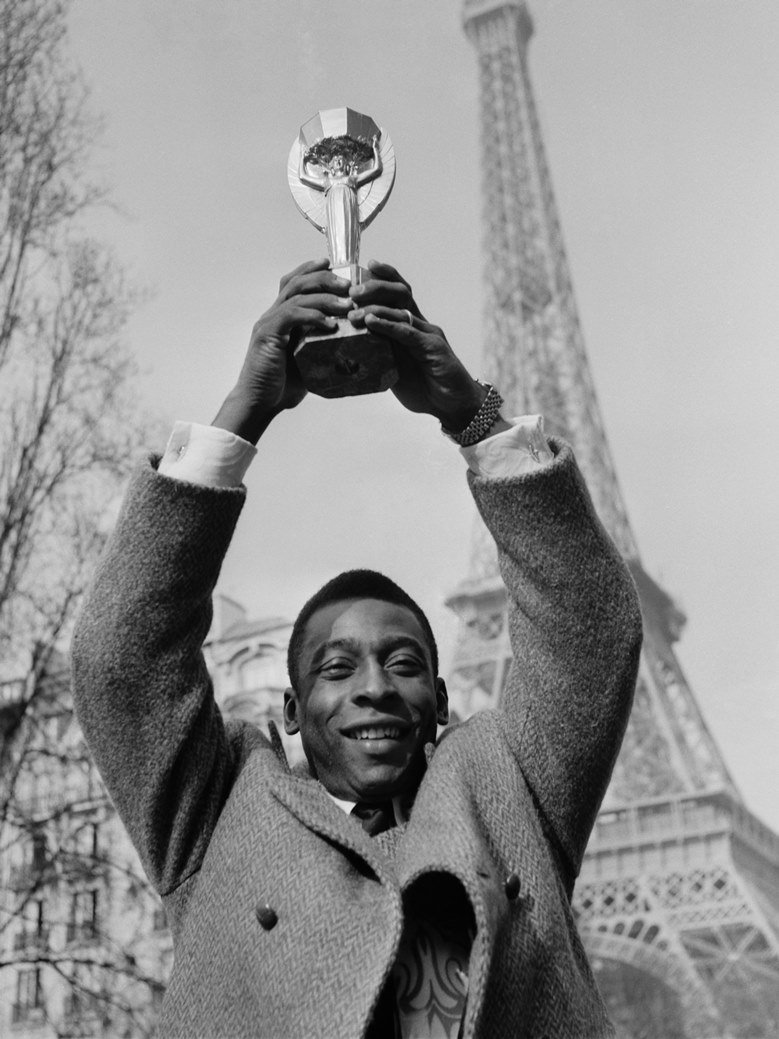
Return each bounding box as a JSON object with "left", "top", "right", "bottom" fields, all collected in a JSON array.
[{"left": 288, "top": 108, "right": 398, "bottom": 397}]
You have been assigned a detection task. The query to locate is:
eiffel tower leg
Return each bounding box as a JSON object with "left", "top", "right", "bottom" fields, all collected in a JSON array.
[{"left": 458, "top": 2, "right": 779, "bottom": 1034}]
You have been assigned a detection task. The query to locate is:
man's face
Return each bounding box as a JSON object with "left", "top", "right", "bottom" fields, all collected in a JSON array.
[{"left": 283, "top": 598, "right": 448, "bottom": 803}]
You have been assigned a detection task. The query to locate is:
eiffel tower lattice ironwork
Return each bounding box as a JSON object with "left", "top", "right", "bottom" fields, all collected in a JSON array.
[{"left": 448, "top": 2, "right": 779, "bottom": 1034}]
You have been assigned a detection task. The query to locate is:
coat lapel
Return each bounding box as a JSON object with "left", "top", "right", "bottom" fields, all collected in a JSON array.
[{"left": 267, "top": 771, "right": 398, "bottom": 886}]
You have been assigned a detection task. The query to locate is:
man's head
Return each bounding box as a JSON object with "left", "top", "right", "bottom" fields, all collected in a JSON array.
[{"left": 283, "top": 570, "right": 448, "bottom": 804}]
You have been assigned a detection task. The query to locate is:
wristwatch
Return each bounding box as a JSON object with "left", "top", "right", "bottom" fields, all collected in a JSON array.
[{"left": 442, "top": 382, "right": 505, "bottom": 447}]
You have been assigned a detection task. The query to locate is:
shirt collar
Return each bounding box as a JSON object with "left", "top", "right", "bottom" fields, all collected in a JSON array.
[{"left": 325, "top": 792, "right": 409, "bottom": 827}]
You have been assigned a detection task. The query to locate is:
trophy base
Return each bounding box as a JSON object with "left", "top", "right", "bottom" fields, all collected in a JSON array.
[
  {"left": 295, "top": 321, "right": 398, "bottom": 399},
  {"left": 294, "top": 264, "right": 399, "bottom": 398}
]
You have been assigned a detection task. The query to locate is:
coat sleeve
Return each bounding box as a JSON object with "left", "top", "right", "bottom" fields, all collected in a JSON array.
[
  {"left": 70, "top": 458, "right": 257, "bottom": 897},
  {"left": 466, "top": 438, "right": 643, "bottom": 883}
]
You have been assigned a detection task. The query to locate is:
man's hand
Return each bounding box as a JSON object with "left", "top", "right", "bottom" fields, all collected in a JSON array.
[
  {"left": 348, "top": 261, "right": 488, "bottom": 432},
  {"left": 213, "top": 259, "right": 354, "bottom": 443}
]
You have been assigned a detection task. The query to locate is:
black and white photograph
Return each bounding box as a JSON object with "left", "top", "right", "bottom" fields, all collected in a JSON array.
[{"left": 1, "top": 1, "right": 777, "bottom": 1036}]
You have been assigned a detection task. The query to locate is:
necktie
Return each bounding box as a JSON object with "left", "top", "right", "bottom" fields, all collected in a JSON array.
[{"left": 351, "top": 801, "right": 396, "bottom": 837}]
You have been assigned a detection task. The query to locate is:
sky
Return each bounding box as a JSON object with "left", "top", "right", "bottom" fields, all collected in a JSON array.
[{"left": 67, "top": 0, "right": 779, "bottom": 830}]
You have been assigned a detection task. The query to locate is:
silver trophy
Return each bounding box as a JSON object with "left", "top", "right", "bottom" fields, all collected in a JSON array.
[{"left": 288, "top": 108, "right": 398, "bottom": 397}]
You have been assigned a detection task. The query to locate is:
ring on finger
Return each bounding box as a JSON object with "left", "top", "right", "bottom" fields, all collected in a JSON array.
[{"left": 401, "top": 309, "right": 414, "bottom": 326}]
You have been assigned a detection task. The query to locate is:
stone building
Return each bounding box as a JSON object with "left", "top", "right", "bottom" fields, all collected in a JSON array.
[{"left": 0, "top": 595, "right": 297, "bottom": 1038}]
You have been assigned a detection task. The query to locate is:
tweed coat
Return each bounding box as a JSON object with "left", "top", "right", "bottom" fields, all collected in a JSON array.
[{"left": 71, "top": 440, "right": 642, "bottom": 1039}]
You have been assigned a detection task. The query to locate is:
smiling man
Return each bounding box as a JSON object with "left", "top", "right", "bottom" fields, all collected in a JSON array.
[
  {"left": 72, "top": 259, "right": 642, "bottom": 1038},
  {"left": 284, "top": 576, "right": 449, "bottom": 810}
]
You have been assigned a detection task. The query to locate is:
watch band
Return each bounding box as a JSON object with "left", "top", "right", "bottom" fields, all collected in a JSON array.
[{"left": 442, "top": 383, "right": 505, "bottom": 447}]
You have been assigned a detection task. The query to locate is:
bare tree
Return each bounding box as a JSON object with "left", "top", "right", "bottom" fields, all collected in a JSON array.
[
  {"left": 0, "top": 2, "right": 168, "bottom": 1034},
  {"left": 0, "top": 0, "right": 137, "bottom": 687},
  {"left": 1, "top": 661, "right": 170, "bottom": 1037}
]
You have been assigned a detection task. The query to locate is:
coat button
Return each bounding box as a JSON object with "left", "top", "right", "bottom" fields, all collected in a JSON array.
[
  {"left": 255, "top": 903, "right": 278, "bottom": 930},
  {"left": 504, "top": 872, "right": 521, "bottom": 901}
]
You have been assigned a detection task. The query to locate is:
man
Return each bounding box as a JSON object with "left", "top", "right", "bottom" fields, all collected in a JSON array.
[{"left": 71, "top": 259, "right": 642, "bottom": 1038}]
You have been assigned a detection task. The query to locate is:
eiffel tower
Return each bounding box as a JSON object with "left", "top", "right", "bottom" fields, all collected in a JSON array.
[{"left": 447, "top": 3, "right": 779, "bottom": 1035}]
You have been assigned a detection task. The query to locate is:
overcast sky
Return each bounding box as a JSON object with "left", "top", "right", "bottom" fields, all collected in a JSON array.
[{"left": 68, "top": 0, "right": 779, "bottom": 830}]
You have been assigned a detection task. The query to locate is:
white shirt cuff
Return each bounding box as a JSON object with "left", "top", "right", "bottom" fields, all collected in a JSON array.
[
  {"left": 460, "top": 415, "right": 554, "bottom": 478},
  {"left": 156, "top": 413, "right": 553, "bottom": 490},
  {"left": 158, "top": 421, "right": 257, "bottom": 488}
]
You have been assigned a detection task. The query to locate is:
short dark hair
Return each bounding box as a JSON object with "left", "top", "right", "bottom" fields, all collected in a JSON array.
[{"left": 287, "top": 569, "right": 439, "bottom": 690}]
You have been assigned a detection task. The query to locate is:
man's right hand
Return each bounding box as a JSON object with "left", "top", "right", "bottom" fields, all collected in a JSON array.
[{"left": 213, "top": 259, "right": 353, "bottom": 443}]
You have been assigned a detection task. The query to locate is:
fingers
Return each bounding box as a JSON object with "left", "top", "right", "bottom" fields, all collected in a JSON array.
[
  {"left": 278, "top": 258, "right": 330, "bottom": 292},
  {"left": 359, "top": 310, "right": 449, "bottom": 369},
  {"left": 287, "top": 292, "right": 353, "bottom": 318},
  {"left": 351, "top": 261, "right": 424, "bottom": 318},
  {"left": 286, "top": 307, "right": 341, "bottom": 334},
  {"left": 278, "top": 261, "right": 351, "bottom": 303},
  {"left": 351, "top": 305, "right": 439, "bottom": 343},
  {"left": 263, "top": 304, "right": 343, "bottom": 341},
  {"left": 266, "top": 268, "right": 354, "bottom": 340},
  {"left": 365, "top": 259, "right": 408, "bottom": 285},
  {"left": 268, "top": 260, "right": 430, "bottom": 347},
  {"left": 252, "top": 297, "right": 349, "bottom": 349}
]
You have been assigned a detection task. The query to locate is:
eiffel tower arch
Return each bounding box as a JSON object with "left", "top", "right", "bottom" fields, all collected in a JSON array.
[{"left": 449, "top": 3, "right": 779, "bottom": 1034}]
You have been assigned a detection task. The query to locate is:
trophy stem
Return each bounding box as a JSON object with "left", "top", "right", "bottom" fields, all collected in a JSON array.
[{"left": 330, "top": 263, "right": 363, "bottom": 284}]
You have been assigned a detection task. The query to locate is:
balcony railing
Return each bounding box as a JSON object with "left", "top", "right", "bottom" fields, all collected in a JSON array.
[
  {"left": 65, "top": 919, "right": 99, "bottom": 944},
  {"left": 13, "top": 785, "right": 109, "bottom": 820},
  {"left": 63, "top": 993, "right": 104, "bottom": 1018},
  {"left": 12, "top": 926, "right": 49, "bottom": 951},
  {"left": 588, "top": 790, "right": 779, "bottom": 863},
  {"left": 0, "top": 678, "right": 26, "bottom": 707},
  {"left": 8, "top": 863, "right": 48, "bottom": 891},
  {"left": 11, "top": 1002, "right": 44, "bottom": 1024},
  {"left": 60, "top": 1009, "right": 103, "bottom": 1034}
]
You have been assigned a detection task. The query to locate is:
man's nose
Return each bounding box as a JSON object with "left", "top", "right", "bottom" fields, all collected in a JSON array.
[{"left": 355, "top": 659, "right": 395, "bottom": 702}]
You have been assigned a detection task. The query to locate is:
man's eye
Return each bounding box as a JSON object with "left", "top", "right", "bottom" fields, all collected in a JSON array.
[
  {"left": 387, "top": 657, "right": 423, "bottom": 674},
  {"left": 320, "top": 661, "right": 353, "bottom": 677}
]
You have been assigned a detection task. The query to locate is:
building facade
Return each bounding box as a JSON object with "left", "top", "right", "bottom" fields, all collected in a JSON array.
[
  {"left": 1, "top": 664, "right": 171, "bottom": 1038},
  {"left": 0, "top": 598, "right": 299, "bottom": 1039}
]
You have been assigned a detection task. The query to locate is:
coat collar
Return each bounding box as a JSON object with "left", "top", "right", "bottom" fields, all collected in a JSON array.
[
  {"left": 264, "top": 725, "right": 438, "bottom": 885},
  {"left": 267, "top": 769, "right": 399, "bottom": 887}
]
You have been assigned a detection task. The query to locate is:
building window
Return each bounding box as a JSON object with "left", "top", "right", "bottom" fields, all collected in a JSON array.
[
  {"left": 13, "top": 968, "right": 43, "bottom": 1022},
  {"left": 239, "top": 649, "right": 284, "bottom": 692},
  {"left": 152, "top": 905, "right": 168, "bottom": 932},
  {"left": 74, "top": 819, "right": 100, "bottom": 860},
  {"left": 14, "top": 897, "right": 48, "bottom": 951},
  {"left": 67, "top": 889, "right": 99, "bottom": 943},
  {"left": 63, "top": 965, "right": 104, "bottom": 1023},
  {"left": 31, "top": 830, "right": 47, "bottom": 871},
  {"left": 10, "top": 830, "right": 48, "bottom": 890}
]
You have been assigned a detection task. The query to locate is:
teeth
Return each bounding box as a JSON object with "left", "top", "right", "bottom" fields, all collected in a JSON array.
[{"left": 349, "top": 726, "right": 402, "bottom": 740}]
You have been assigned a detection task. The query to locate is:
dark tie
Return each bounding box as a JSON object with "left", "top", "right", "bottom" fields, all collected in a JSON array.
[{"left": 351, "top": 801, "right": 395, "bottom": 837}]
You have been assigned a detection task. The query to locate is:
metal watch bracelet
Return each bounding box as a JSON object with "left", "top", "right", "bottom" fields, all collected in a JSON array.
[{"left": 442, "top": 383, "right": 505, "bottom": 447}]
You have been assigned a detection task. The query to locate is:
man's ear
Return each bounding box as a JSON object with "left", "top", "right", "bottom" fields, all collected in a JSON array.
[
  {"left": 283, "top": 687, "right": 301, "bottom": 735},
  {"left": 435, "top": 677, "right": 449, "bottom": 726}
]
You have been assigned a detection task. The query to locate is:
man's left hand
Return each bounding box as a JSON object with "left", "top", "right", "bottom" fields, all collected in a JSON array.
[{"left": 348, "top": 260, "right": 487, "bottom": 433}]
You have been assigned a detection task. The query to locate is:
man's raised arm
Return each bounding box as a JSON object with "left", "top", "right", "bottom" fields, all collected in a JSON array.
[
  {"left": 466, "top": 439, "right": 643, "bottom": 887},
  {"left": 70, "top": 260, "right": 356, "bottom": 897},
  {"left": 342, "top": 263, "right": 642, "bottom": 888}
]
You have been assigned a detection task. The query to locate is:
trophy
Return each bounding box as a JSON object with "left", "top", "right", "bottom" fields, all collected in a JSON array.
[{"left": 288, "top": 108, "right": 398, "bottom": 397}]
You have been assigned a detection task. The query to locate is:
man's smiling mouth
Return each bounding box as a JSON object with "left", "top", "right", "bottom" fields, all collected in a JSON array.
[{"left": 345, "top": 725, "right": 404, "bottom": 741}]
